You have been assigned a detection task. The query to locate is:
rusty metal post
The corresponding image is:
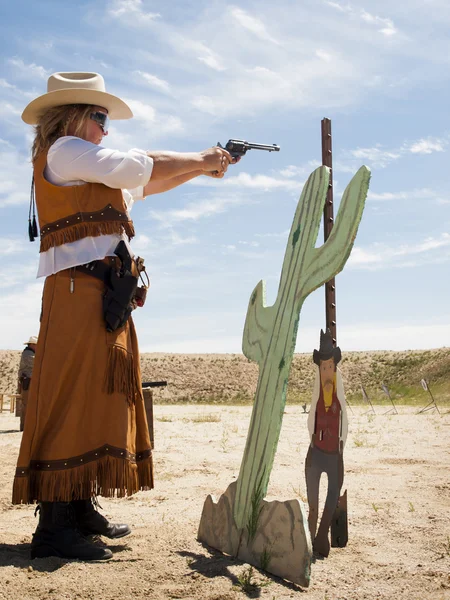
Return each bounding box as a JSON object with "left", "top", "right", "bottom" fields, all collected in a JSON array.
[{"left": 321, "top": 118, "right": 337, "bottom": 346}]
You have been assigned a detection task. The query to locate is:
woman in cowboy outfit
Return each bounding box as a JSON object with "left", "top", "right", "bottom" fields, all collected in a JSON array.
[{"left": 14, "top": 72, "right": 236, "bottom": 561}]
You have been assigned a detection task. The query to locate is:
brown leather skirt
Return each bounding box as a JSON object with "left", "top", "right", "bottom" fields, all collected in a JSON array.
[{"left": 12, "top": 267, "right": 153, "bottom": 504}]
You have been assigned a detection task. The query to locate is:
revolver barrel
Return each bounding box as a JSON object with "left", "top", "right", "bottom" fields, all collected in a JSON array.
[{"left": 225, "top": 139, "right": 280, "bottom": 154}]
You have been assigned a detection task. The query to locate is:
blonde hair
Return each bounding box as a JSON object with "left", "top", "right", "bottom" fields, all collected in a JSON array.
[{"left": 31, "top": 104, "right": 94, "bottom": 162}]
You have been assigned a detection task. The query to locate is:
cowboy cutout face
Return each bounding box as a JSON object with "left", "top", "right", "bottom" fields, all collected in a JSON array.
[{"left": 319, "top": 357, "right": 336, "bottom": 392}]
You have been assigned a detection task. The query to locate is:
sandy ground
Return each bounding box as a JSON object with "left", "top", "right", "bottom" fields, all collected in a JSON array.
[{"left": 0, "top": 404, "right": 449, "bottom": 600}]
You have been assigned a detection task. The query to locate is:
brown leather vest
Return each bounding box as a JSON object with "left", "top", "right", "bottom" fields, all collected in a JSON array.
[
  {"left": 33, "top": 150, "right": 135, "bottom": 253},
  {"left": 314, "top": 385, "right": 341, "bottom": 453}
]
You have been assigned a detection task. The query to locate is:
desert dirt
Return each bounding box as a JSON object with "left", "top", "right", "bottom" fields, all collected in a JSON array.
[{"left": 0, "top": 400, "right": 449, "bottom": 600}]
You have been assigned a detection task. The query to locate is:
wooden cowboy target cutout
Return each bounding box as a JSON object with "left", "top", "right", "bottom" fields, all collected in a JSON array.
[{"left": 305, "top": 329, "right": 349, "bottom": 557}]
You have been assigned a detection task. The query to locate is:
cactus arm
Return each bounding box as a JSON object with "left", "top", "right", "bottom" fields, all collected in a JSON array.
[{"left": 300, "top": 166, "right": 371, "bottom": 297}]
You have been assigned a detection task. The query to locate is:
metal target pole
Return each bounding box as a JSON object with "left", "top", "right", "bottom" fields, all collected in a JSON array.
[{"left": 321, "top": 118, "right": 337, "bottom": 346}]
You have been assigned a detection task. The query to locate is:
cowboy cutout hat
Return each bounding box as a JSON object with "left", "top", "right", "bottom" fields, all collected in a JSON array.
[
  {"left": 22, "top": 72, "right": 133, "bottom": 124},
  {"left": 313, "top": 328, "right": 342, "bottom": 366}
]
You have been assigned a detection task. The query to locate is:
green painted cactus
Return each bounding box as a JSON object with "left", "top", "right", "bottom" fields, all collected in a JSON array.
[{"left": 234, "top": 165, "right": 370, "bottom": 531}]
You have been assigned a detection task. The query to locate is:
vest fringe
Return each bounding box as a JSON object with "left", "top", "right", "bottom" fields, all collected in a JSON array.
[
  {"left": 39, "top": 221, "right": 135, "bottom": 253},
  {"left": 105, "top": 345, "right": 141, "bottom": 406},
  {"left": 12, "top": 454, "right": 153, "bottom": 504}
]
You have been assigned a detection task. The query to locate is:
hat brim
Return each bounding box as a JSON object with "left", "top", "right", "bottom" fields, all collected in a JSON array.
[{"left": 22, "top": 89, "right": 133, "bottom": 124}]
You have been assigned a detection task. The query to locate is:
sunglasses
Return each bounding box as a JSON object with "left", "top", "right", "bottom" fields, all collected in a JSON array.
[{"left": 90, "top": 111, "right": 110, "bottom": 133}]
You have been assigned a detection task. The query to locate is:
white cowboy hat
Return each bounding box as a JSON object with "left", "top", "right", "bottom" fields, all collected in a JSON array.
[
  {"left": 22, "top": 72, "right": 133, "bottom": 124},
  {"left": 24, "top": 336, "right": 38, "bottom": 345}
]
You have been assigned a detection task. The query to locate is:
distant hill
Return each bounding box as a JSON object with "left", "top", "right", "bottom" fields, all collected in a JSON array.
[{"left": 2, "top": 348, "right": 450, "bottom": 406}]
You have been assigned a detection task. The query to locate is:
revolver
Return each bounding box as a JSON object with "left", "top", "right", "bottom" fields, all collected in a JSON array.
[{"left": 218, "top": 139, "right": 280, "bottom": 159}]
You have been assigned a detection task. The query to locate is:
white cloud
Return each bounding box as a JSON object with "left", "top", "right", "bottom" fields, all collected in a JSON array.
[
  {"left": 325, "top": 1, "right": 398, "bottom": 36},
  {"left": 255, "top": 230, "right": 290, "bottom": 239},
  {"left": 230, "top": 7, "right": 280, "bottom": 45},
  {"left": 329, "top": 322, "right": 450, "bottom": 353},
  {"left": 239, "top": 240, "right": 260, "bottom": 247},
  {"left": 0, "top": 79, "right": 15, "bottom": 90},
  {"left": 0, "top": 292, "right": 43, "bottom": 349},
  {"left": 367, "top": 188, "right": 438, "bottom": 201},
  {"left": 279, "top": 161, "right": 321, "bottom": 178},
  {"left": 173, "top": 38, "right": 226, "bottom": 72},
  {"left": 0, "top": 238, "right": 28, "bottom": 256},
  {"left": 125, "top": 98, "right": 156, "bottom": 123},
  {"left": 108, "top": 0, "right": 160, "bottom": 20},
  {"left": 124, "top": 98, "right": 184, "bottom": 135},
  {"left": 0, "top": 148, "right": 32, "bottom": 208},
  {"left": 347, "top": 134, "right": 449, "bottom": 169},
  {"left": 348, "top": 233, "right": 450, "bottom": 270},
  {"left": 350, "top": 146, "right": 401, "bottom": 168},
  {"left": 315, "top": 49, "right": 333, "bottom": 62},
  {"left": 409, "top": 138, "right": 447, "bottom": 154},
  {"left": 0, "top": 103, "right": 22, "bottom": 118},
  {"left": 198, "top": 54, "right": 225, "bottom": 71},
  {"left": 134, "top": 70, "right": 171, "bottom": 94},
  {"left": 168, "top": 230, "right": 198, "bottom": 246},
  {"left": 360, "top": 10, "right": 397, "bottom": 36},
  {"left": 189, "top": 172, "right": 302, "bottom": 192},
  {"left": 150, "top": 194, "right": 248, "bottom": 225},
  {"left": 7, "top": 58, "right": 49, "bottom": 80}
]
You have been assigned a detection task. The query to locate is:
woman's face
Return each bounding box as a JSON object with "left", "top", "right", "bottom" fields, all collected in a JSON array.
[{"left": 83, "top": 105, "right": 109, "bottom": 145}]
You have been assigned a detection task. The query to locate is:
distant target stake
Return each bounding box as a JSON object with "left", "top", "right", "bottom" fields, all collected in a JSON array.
[
  {"left": 361, "top": 384, "right": 375, "bottom": 415},
  {"left": 418, "top": 378, "right": 440, "bottom": 414},
  {"left": 381, "top": 382, "right": 398, "bottom": 415}
]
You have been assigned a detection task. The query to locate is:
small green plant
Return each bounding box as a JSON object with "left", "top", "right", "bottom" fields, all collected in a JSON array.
[
  {"left": 290, "top": 484, "right": 307, "bottom": 503},
  {"left": 367, "top": 413, "right": 375, "bottom": 423},
  {"left": 247, "top": 473, "right": 265, "bottom": 543},
  {"left": 235, "top": 566, "right": 258, "bottom": 595},
  {"left": 408, "top": 502, "right": 415, "bottom": 512},
  {"left": 444, "top": 535, "right": 450, "bottom": 555},
  {"left": 260, "top": 544, "right": 272, "bottom": 571},
  {"left": 157, "top": 416, "right": 173, "bottom": 422},
  {"left": 190, "top": 413, "right": 221, "bottom": 423},
  {"left": 234, "top": 566, "right": 270, "bottom": 595},
  {"left": 353, "top": 429, "right": 366, "bottom": 447},
  {"left": 220, "top": 427, "right": 230, "bottom": 452},
  {"left": 371, "top": 503, "right": 380, "bottom": 513}
]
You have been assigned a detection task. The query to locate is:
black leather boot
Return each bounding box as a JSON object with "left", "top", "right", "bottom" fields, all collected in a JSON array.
[
  {"left": 31, "top": 502, "right": 112, "bottom": 561},
  {"left": 71, "top": 499, "right": 131, "bottom": 539}
]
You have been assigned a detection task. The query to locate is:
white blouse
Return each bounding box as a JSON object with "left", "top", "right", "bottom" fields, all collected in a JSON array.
[{"left": 36, "top": 136, "right": 153, "bottom": 278}]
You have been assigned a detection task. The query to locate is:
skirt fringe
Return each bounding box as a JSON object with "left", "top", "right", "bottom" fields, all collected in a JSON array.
[
  {"left": 105, "top": 345, "right": 142, "bottom": 406},
  {"left": 12, "top": 454, "right": 153, "bottom": 504}
]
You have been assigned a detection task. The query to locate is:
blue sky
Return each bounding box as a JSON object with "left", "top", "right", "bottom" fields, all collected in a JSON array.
[{"left": 1, "top": 0, "right": 449, "bottom": 353}]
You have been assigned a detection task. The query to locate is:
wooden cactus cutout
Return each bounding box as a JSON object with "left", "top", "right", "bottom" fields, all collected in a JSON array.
[
  {"left": 198, "top": 165, "right": 370, "bottom": 586},
  {"left": 235, "top": 165, "right": 369, "bottom": 530}
]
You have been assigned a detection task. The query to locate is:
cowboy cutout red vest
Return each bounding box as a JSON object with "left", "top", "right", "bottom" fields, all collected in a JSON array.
[{"left": 314, "top": 385, "right": 341, "bottom": 453}]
